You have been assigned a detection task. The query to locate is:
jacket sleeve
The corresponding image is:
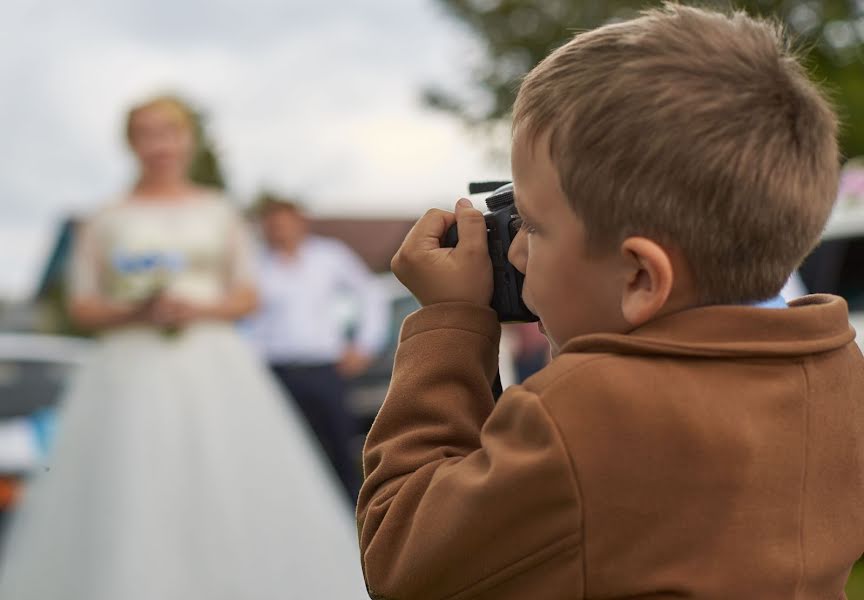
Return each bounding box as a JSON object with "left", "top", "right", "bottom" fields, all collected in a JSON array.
[{"left": 357, "top": 302, "right": 584, "bottom": 600}]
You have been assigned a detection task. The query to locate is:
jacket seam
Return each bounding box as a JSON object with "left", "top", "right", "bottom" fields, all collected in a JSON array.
[
  {"left": 536, "top": 393, "right": 589, "bottom": 598},
  {"left": 530, "top": 354, "right": 685, "bottom": 596},
  {"left": 525, "top": 354, "right": 619, "bottom": 395},
  {"left": 794, "top": 360, "right": 810, "bottom": 599},
  {"left": 436, "top": 392, "right": 586, "bottom": 600},
  {"left": 440, "top": 533, "right": 582, "bottom": 600},
  {"left": 401, "top": 325, "right": 499, "bottom": 345}
]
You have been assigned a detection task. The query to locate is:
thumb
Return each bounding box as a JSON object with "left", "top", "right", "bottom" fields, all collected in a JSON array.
[{"left": 454, "top": 198, "right": 487, "bottom": 254}]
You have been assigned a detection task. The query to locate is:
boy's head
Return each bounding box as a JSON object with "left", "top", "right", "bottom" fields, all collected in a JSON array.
[{"left": 507, "top": 3, "right": 839, "bottom": 350}]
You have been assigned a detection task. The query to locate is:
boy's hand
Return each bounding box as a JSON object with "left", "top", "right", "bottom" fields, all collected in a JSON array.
[{"left": 391, "top": 198, "right": 492, "bottom": 307}]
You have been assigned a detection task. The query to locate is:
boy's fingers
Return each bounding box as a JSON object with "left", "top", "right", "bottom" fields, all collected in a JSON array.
[
  {"left": 402, "top": 208, "right": 456, "bottom": 252},
  {"left": 454, "top": 198, "right": 487, "bottom": 255},
  {"left": 393, "top": 209, "right": 456, "bottom": 274}
]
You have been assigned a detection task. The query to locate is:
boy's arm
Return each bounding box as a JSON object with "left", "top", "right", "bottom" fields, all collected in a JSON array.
[{"left": 358, "top": 302, "right": 583, "bottom": 600}]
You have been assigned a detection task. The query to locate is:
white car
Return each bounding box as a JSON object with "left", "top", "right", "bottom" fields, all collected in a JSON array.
[
  {"left": 801, "top": 195, "right": 864, "bottom": 350},
  {"left": 0, "top": 333, "right": 92, "bottom": 532}
]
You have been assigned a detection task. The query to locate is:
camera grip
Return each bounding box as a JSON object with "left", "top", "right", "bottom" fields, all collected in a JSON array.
[
  {"left": 442, "top": 221, "right": 536, "bottom": 324},
  {"left": 442, "top": 223, "right": 460, "bottom": 250}
]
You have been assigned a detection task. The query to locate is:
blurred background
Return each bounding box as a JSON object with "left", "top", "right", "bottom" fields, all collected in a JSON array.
[{"left": 1, "top": 0, "right": 863, "bottom": 595}]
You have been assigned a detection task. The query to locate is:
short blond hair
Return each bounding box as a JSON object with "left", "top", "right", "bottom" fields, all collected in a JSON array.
[
  {"left": 513, "top": 3, "right": 839, "bottom": 304},
  {"left": 125, "top": 94, "right": 196, "bottom": 143}
]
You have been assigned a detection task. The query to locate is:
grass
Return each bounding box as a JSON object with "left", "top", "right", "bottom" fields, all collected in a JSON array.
[{"left": 847, "top": 560, "right": 864, "bottom": 599}]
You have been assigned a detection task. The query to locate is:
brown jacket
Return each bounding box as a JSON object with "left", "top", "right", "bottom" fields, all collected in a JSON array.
[{"left": 358, "top": 295, "right": 864, "bottom": 600}]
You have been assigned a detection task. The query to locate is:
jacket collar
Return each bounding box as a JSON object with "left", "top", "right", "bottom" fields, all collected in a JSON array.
[{"left": 560, "top": 294, "right": 856, "bottom": 359}]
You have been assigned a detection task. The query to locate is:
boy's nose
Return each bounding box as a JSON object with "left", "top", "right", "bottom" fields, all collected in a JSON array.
[{"left": 508, "top": 230, "right": 527, "bottom": 274}]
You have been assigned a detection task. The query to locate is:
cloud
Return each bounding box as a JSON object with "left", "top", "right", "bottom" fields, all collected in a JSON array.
[
  {"left": 0, "top": 0, "right": 507, "bottom": 300},
  {"left": 0, "top": 221, "right": 56, "bottom": 302}
]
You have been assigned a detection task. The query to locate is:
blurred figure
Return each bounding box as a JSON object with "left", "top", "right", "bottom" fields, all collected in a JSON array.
[
  {"left": 0, "top": 95, "right": 367, "bottom": 599},
  {"left": 838, "top": 157, "right": 864, "bottom": 207},
  {"left": 244, "top": 193, "right": 388, "bottom": 502},
  {"left": 509, "top": 322, "right": 550, "bottom": 383}
]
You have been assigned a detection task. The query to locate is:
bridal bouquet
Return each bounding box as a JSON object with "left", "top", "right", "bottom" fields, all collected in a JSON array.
[{"left": 111, "top": 250, "right": 187, "bottom": 337}]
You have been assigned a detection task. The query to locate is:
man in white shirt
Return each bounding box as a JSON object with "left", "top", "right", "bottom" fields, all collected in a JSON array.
[{"left": 244, "top": 194, "right": 389, "bottom": 501}]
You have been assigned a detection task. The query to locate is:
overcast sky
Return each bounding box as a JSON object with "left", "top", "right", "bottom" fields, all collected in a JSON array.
[{"left": 0, "top": 0, "right": 511, "bottom": 301}]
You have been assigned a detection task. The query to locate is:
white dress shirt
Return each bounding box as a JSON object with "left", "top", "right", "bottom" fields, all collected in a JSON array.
[
  {"left": 243, "top": 235, "right": 389, "bottom": 365},
  {"left": 780, "top": 271, "right": 808, "bottom": 302}
]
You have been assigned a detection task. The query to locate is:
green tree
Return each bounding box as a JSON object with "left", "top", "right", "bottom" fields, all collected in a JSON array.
[
  {"left": 188, "top": 106, "right": 226, "bottom": 190},
  {"left": 426, "top": 0, "right": 864, "bottom": 157}
]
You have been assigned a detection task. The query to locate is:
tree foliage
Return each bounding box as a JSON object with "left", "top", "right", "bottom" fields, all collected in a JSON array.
[
  {"left": 188, "top": 107, "right": 226, "bottom": 190},
  {"left": 426, "top": 0, "right": 864, "bottom": 157}
]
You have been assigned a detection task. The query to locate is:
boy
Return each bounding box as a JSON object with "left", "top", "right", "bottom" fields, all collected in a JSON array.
[{"left": 357, "top": 4, "right": 864, "bottom": 599}]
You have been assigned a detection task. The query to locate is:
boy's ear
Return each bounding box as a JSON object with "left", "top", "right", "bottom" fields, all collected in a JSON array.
[{"left": 618, "top": 237, "right": 674, "bottom": 328}]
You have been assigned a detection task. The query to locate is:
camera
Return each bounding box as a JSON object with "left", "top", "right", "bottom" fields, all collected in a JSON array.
[{"left": 442, "top": 182, "right": 538, "bottom": 323}]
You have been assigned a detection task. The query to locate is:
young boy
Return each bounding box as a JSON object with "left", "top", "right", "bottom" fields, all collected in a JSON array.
[{"left": 357, "top": 5, "right": 864, "bottom": 599}]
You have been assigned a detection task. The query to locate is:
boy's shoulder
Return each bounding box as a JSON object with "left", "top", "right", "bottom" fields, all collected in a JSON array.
[
  {"left": 518, "top": 296, "right": 860, "bottom": 421},
  {"left": 520, "top": 350, "right": 651, "bottom": 411},
  {"left": 521, "top": 350, "right": 615, "bottom": 392},
  {"left": 516, "top": 350, "right": 675, "bottom": 436}
]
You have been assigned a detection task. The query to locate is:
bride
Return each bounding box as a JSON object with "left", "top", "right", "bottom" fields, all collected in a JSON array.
[{"left": 0, "top": 95, "right": 368, "bottom": 599}]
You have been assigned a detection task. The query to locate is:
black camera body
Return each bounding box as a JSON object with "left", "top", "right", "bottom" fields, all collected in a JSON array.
[{"left": 443, "top": 182, "right": 538, "bottom": 323}]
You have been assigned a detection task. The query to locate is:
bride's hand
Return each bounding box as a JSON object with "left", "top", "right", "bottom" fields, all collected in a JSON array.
[{"left": 145, "top": 295, "right": 199, "bottom": 327}]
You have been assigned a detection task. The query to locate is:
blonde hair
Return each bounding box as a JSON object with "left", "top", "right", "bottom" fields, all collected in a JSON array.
[
  {"left": 513, "top": 3, "right": 839, "bottom": 304},
  {"left": 125, "top": 94, "right": 196, "bottom": 143}
]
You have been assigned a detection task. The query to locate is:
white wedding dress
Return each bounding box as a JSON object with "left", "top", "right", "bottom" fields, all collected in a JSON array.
[{"left": 0, "top": 194, "right": 368, "bottom": 599}]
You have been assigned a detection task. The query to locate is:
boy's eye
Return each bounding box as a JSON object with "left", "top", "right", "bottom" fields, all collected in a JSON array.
[{"left": 515, "top": 217, "right": 535, "bottom": 234}]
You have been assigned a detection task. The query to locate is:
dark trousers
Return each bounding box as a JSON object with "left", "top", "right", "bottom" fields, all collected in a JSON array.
[{"left": 270, "top": 363, "right": 360, "bottom": 503}]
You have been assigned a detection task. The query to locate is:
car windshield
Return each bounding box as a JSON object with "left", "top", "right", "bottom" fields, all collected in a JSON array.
[
  {"left": 0, "top": 360, "right": 73, "bottom": 419},
  {"left": 800, "top": 237, "right": 864, "bottom": 311}
]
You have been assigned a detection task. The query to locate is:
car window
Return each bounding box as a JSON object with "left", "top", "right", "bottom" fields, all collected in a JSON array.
[
  {"left": 0, "top": 361, "right": 75, "bottom": 419},
  {"left": 800, "top": 237, "right": 864, "bottom": 312},
  {"left": 355, "top": 294, "right": 420, "bottom": 382}
]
